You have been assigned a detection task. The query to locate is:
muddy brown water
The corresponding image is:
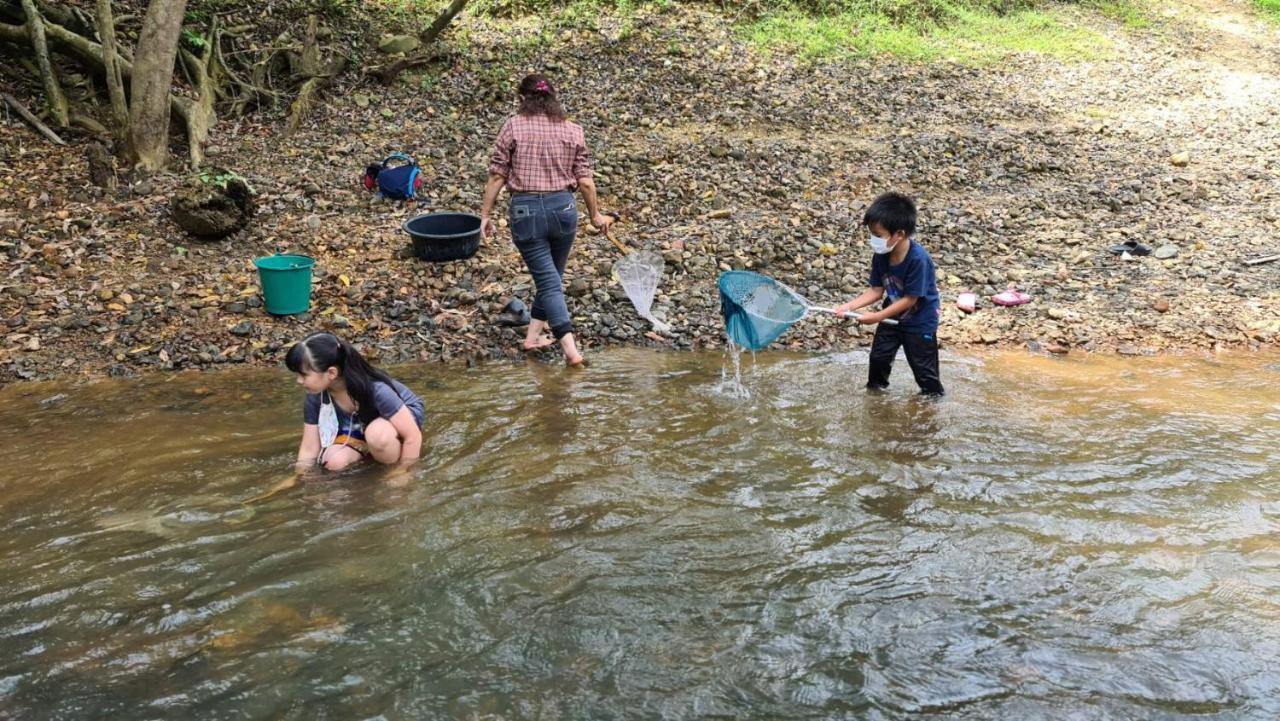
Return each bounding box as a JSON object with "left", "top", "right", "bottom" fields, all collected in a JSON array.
[{"left": 1, "top": 349, "right": 1278, "bottom": 719}]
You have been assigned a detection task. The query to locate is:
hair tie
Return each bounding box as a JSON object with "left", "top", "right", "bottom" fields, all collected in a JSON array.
[{"left": 533, "top": 80, "right": 551, "bottom": 94}]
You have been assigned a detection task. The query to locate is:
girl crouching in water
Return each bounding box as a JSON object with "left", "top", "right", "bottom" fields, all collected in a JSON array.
[{"left": 287, "top": 332, "right": 424, "bottom": 472}]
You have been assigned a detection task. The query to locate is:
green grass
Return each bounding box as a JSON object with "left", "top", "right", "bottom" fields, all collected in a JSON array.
[
  {"left": 746, "top": 3, "right": 1114, "bottom": 63},
  {"left": 362, "top": 0, "right": 1147, "bottom": 64},
  {"left": 1253, "top": 0, "right": 1280, "bottom": 22},
  {"left": 1086, "top": 0, "right": 1151, "bottom": 27}
]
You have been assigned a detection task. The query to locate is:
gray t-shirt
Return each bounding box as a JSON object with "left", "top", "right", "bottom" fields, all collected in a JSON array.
[{"left": 302, "top": 378, "right": 424, "bottom": 429}]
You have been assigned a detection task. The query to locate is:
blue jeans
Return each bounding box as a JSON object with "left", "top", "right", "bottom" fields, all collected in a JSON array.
[{"left": 510, "top": 191, "right": 578, "bottom": 339}]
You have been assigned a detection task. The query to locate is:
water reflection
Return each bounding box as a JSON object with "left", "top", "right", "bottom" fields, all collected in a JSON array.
[{"left": 0, "top": 349, "right": 1277, "bottom": 719}]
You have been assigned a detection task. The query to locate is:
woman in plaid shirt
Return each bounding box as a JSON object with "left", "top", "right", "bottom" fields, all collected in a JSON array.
[{"left": 479, "top": 73, "right": 613, "bottom": 367}]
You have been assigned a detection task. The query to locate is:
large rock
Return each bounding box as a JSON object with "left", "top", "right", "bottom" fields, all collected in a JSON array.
[
  {"left": 378, "top": 34, "right": 420, "bottom": 55},
  {"left": 171, "top": 173, "right": 255, "bottom": 239},
  {"left": 84, "top": 142, "right": 116, "bottom": 188}
]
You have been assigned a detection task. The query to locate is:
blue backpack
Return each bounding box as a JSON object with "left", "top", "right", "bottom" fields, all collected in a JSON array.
[{"left": 362, "top": 152, "right": 421, "bottom": 201}]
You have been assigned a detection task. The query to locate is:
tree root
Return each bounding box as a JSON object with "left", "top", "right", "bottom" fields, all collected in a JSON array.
[
  {"left": 285, "top": 55, "right": 347, "bottom": 135},
  {"left": 367, "top": 50, "right": 452, "bottom": 86},
  {"left": 1, "top": 91, "right": 65, "bottom": 144}
]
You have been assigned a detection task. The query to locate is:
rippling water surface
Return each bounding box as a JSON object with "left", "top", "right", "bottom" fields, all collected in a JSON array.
[{"left": 1, "top": 349, "right": 1278, "bottom": 720}]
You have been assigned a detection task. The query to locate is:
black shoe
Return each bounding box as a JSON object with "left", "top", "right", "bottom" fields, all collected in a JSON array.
[
  {"left": 497, "top": 298, "right": 531, "bottom": 327},
  {"left": 1108, "top": 240, "right": 1151, "bottom": 256}
]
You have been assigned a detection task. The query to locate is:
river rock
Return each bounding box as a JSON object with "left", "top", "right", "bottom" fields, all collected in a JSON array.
[
  {"left": 378, "top": 34, "right": 420, "bottom": 55},
  {"left": 1154, "top": 244, "right": 1179, "bottom": 259}
]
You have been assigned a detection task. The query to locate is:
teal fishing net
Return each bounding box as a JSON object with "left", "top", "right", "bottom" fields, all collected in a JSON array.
[{"left": 718, "top": 271, "right": 808, "bottom": 351}]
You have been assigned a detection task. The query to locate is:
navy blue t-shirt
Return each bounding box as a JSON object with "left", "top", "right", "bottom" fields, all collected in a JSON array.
[
  {"left": 303, "top": 378, "right": 425, "bottom": 429},
  {"left": 868, "top": 240, "right": 941, "bottom": 334}
]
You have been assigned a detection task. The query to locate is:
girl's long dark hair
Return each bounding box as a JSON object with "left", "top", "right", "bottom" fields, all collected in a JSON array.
[
  {"left": 285, "top": 332, "right": 394, "bottom": 426},
  {"left": 517, "top": 73, "right": 566, "bottom": 121}
]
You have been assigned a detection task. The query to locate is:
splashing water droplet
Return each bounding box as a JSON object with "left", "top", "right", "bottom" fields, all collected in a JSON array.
[{"left": 715, "top": 338, "right": 752, "bottom": 399}]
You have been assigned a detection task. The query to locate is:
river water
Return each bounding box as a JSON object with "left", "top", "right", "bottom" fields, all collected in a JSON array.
[{"left": 1, "top": 349, "right": 1278, "bottom": 720}]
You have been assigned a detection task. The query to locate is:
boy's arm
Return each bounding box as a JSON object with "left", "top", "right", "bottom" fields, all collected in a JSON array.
[
  {"left": 859, "top": 295, "right": 917, "bottom": 325},
  {"left": 833, "top": 287, "right": 884, "bottom": 316}
]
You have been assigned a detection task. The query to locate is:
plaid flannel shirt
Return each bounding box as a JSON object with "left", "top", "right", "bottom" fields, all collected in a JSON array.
[{"left": 488, "top": 114, "right": 593, "bottom": 192}]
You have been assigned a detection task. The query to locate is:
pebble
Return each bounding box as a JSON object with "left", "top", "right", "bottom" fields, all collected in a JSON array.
[{"left": 1154, "top": 244, "right": 1179, "bottom": 259}]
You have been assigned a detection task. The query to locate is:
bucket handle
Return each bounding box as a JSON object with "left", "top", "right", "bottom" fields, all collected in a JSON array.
[{"left": 250, "top": 243, "right": 290, "bottom": 271}]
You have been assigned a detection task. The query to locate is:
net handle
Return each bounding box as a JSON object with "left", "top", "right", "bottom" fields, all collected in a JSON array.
[
  {"left": 771, "top": 277, "right": 900, "bottom": 325},
  {"left": 605, "top": 230, "right": 629, "bottom": 256},
  {"left": 809, "top": 306, "right": 899, "bottom": 325},
  {"left": 604, "top": 212, "right": 629, "bottom": 255}
]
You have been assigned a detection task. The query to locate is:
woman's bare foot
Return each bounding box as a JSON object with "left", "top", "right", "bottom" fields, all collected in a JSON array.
[
  {"left": 523, "top": 319, "right": 550, "bottom": 348},
  {"left": 522, "top": 336, "right": 556, "bottom": 351},
  {"left": 560, "top": 332, "right": 585, "bottom": 367}
]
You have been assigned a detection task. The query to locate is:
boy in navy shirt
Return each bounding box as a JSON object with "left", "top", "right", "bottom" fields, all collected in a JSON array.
[{"left": 833, "top": 192, "right": 944, "bottom": 396}]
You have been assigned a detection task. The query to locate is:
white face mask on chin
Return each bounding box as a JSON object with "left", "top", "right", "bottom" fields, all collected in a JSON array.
[{"left": 318, "top": 394, "right": 339, "bottom": 448}]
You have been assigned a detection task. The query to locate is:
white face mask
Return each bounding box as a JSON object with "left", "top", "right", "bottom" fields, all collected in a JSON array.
[
  {"left": 318, "top": 394, "right": 339, "bottom": 449},
  {"left": 868, "top": 234, "right": 896, "bottom": 254}
]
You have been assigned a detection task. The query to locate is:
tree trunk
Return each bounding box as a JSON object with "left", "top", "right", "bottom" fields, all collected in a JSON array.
[
  {"left": 95, "top": 0, "right": 129, "bottom": 147},
  {"left": 127, "top": 0, "right": 189, "bottom": 173},
  {"left": 421, "top": 0, "right": 469, "bottom": 46},
  {"left": 19, "top": 0, "right": 69, "bottom": 127}
]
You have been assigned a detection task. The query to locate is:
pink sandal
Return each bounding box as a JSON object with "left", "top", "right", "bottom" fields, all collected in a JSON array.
[{"left": 992, "top": 287, "right": 1032, "bottom": 307}]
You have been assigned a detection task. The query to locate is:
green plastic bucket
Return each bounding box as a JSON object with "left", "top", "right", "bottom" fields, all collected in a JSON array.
[{"left": 253, "top": 254, "right": 315, "bottom": 315}]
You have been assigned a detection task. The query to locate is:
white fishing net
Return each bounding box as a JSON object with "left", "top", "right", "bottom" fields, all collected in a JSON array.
[{"left": 614, "top": 250, "right": 671, "bottom": 333}]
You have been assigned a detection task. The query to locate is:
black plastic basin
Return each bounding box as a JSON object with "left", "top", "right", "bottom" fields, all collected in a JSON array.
[{"left": 402, "top": 213, "right": 482, "bottom": 262}]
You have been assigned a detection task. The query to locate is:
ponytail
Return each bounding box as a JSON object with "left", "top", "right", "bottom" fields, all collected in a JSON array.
[{"left": 285, "top": 332, "right": 394, "bottom": 425}]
